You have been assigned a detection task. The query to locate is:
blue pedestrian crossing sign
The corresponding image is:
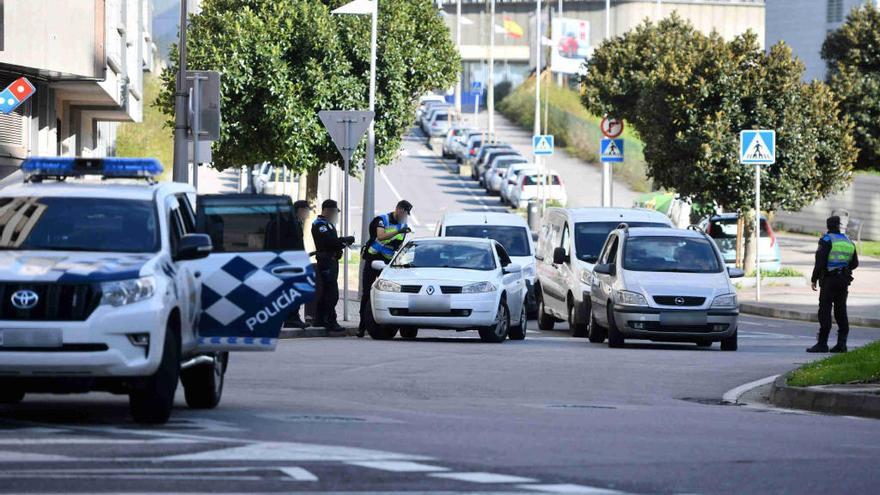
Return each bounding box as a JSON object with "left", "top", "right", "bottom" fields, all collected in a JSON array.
[
  {"left": 600, "top": 138, "right": 624, "bottom": 163},
  {"left": 471, "top": 81, "right": 483, "bottom": 92},
  {"left": 533, "top": 135, "right": 554, "bottom": 156},
  {"left": 740, "top": 130, "right": 775, "bottom": 165}
]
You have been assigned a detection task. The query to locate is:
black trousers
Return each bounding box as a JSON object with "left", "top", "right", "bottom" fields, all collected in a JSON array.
[
  {"left": 817, "top": 273, "right": 850, "bottom": 345},
  {"left": 359, "top": 260, "right": 382, "bottom": 331},
  {"left": 315, "top": 258, "right": 339, "bottom": 326}
]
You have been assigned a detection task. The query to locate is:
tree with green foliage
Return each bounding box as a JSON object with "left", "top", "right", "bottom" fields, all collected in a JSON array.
[
  {"left": 822, "top": 3, "right": 880, "bottom": 172},
  {"left": 156, "top": 0, "right": 459, "bottom": 174}
]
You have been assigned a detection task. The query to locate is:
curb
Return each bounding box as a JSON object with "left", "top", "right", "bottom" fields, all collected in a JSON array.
[
  {"left": 279, "top": 326, "right": 358, "bottom": 339},
  {"left": 739, "top": 302, "right": 880, "bottom": 329},
  {"left": 769, "top": 374, "right": 880, "bottom": 419}
]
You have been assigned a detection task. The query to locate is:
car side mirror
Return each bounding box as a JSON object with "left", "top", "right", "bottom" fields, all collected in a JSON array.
[
  {"left": 727, "top": 267, "right": 745, "bottom": 279},
  {"left": 552, "top": 247, "right": 568, "bottom": 265},
  {"left": 371, "top": 260, "right": 387, "bottom": 271},
  {"left": 503, "top": 263, "right": 522, "bottom": 274},
  {"left": 594, "top": 263, "right": 615, "bottom": 276},
  {"left": 174, "top": 234, "right": 212, "bottom": 261}
]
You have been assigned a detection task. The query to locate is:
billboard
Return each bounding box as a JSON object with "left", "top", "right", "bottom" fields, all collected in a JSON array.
[{"left": 551, "top": 18, "right": 591, "bottom": 75}]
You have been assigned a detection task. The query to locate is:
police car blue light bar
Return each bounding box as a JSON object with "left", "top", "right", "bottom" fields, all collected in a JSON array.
[{"left": 21, "top": 157, "right": 164, "bottom": 179}]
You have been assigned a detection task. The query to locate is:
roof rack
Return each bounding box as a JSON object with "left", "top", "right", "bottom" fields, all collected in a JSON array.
[
  {"left": 21, "top": 157, "right": 163, "bottom": 184},
  {"left": 616, "top": 222, "right": 629, "bottom": 230}
]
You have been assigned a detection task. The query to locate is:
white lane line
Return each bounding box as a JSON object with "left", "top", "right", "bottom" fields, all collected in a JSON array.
[
  {"left": 346, "top": 460, "right": 449, "bottom": 472},
  {"left": 0, "top": 451, "right": 73, "bottom": 462},
  {"left": 162, "top": 441, "right": 432, "bottom": 462},
  {"left": 721, "top": 374, "right": 780, "bottom": 405},
  {"left": 278, "top": 466, "right": 319, "bottom": 481},
  {"left": 379, "top": 168, "right": 422, "bottom": 227},
  {"left": 518, "top": 484, "right": 628, "bottom": 494},
  {"left": 0, "top": 438, "right": 193, "bottom": 445},
  {"left": 430, "top": 472, "right": 537, "bottom": 484},
  {"left": 430, "top": 156, "right": 491, "bottom": 212}
]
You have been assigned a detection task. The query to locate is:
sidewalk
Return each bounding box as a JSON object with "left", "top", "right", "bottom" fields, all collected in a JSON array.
[
  {"left": 737, "top": 233, "right": 880, "bottom": 328},
  {"left": 280, "top": 291, "right": 361, "bottom": 338}
]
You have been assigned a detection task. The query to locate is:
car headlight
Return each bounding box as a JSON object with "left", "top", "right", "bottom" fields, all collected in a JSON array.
[
  {"left": 462, "top": 281, "right": 497, "bottom": 293},
  {"left": 616, "top": 290, "right": 647, "bottom": 307},
  {"left": 374, "top": 279, "right": 401, "bottom": 292},
  {"left": 579, "top": 269, "right": 593, "bottom": 285},
  {"left": 100, "top": 276, "right": 156, "bottom": 307},
  {"left": 711, "top": 293, "right": 738, "bottom": 308}
]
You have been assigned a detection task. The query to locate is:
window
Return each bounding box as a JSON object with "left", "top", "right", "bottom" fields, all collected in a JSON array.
[
  {"left": 622, "top": 236, "right": 722, "bottom": 273},
  {"left": 495, "top": 243, "right": 512, "bottom": 267},
  {"left": 168, "top": 208, "right": 185, "bottom": 252},
  {"left": 392, "top": 241, "right": 496, "bottom": 271},
  {"left": 560, "top": 223, "right": 571, "bottom": 258},
  {"left": 827, "top": 0, "right": 843, "bottom": 23},
  {"left": 523, "top": 175, "right": 562, "bottom": 186},
  {"left": 200, "top": 204, "right": 295, "bottom": 252},
  {"left": 573, "top": 221, "right": 669, "bottom": 263},
  {"left": 176, "top": 195, "right": 195, "bottom": 234},
  {"left": 601, "top": 236, "right": 619, "bottom": 265},
  {"left": 445, "top": 225, "right": 532, "bottom": 256}
]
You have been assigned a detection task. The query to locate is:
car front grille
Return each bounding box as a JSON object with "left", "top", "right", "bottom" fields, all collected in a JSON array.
[
  {"left": 0, "top": 283, "right": 101, "bottom": 321},
  {"left": 399, "top": 285, "right": 422, "bottom": 294},
  {"left": 389, "top": 308, "right": 472, "bottom": 317},
  {"left": 440, "top": 286, "right": 462, "bottom": 294},
  {"left": 653, "top": 296, "right": 706, "bottom": 307}
]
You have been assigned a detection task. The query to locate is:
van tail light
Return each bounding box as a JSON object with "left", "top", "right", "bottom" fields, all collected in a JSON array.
[
  {"left": 470, "top": 149, "right": 476, "bottom": 156},
  {"left": 521, "top": 182, "right": 526, "bottom": 191},
  {"left": 766, "top": 220, "right": 776, "bottom": 247}
]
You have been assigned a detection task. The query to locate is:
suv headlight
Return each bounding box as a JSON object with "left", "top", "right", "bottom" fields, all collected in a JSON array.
[
  {"left": 100, "top": 276, "right": 156, "bottom": 307},
  {"left": 616, "top": 290, "right": 647, "bottom": 307},
  {"left": 374, "top": 279, "right": 401, "bottom": 292},
  {"left": 579, "top": 269, "right": 593, "bottom": 285},
  {"left": 462, "top": 281, "right": 497, "bottom": 293},
  {"left": 711, "top": 294, "right": 738, "bottom": 309}
]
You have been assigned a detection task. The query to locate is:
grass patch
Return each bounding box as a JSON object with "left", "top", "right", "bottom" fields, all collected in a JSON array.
[
  {"left": 859, "top": 240, "right": 880, "bottom": 258},
  {"left": 115, "top": 75, "right": 173, "bottom": 181},
  {"left": 788, "top": 340, "right": 880, "bottom": 386},
  {"left": 746, "top": 267, "right": 803, "bottom": 278},
  {"left": 498, "top": 75, "right": 651, "bottom": 193}
]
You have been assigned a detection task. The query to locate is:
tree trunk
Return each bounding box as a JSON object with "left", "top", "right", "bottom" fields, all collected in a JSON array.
[
  {"left": 741, "top": 209, "right": 757, "bottom": 276},
  {"left": 303, "top": 170, "right": 320, "bottom": 253}
]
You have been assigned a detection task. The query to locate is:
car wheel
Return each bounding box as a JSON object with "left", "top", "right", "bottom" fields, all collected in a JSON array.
[
  {"left": 480, "top": 301, "right": 510, "bottom": 343},
  {"left": 399, "top": 328, "right": 418, "bottom": 340},
  {"left": 129, "top": 323, "right": 180, "bottom": 424},
  {"left": 720, "top": 330, "right": 738, "bottom": 351},
  {"left": 588, "top": 309, "right": 607, "bottom": 343},
  {"left": 509, "top": 304, "right": 527, "bottom": 340},
  {"left": 181, "top": 352, "right": 227, "bottom": 410},
  {"left": 537, "top": 290, "right": 555, "bottom": 330},
  {"left": 606, "top": 305, "right": 625, "bottom": 348},
  {"left": 696, "top": 340, "right": 713, "bottom": 348},
  {"left": 568, "top": 300, "right": 588, "bottom": 338},
  {"left": 0, "top": 383, "right": 25, "bottom": 405}
]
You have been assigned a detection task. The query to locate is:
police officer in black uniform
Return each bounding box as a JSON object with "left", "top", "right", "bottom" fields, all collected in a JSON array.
[
  {"left": 285, "top": 200, "right": 312, "bottom": 329},
  {"left": 312, "top": 199, "right": 355, "bottom": 332},
  {"left": 807, "top": 216, "right": 859, "bottom": 353}
]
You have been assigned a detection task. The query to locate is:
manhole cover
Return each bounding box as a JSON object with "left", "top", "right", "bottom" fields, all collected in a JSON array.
[{"left": 546, "top": 404, "right": 616, "bottom": 410}]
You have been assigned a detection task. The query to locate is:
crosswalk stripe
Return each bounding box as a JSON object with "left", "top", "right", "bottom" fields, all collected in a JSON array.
[
  {"left": 430, "top": 472, "right": 537, "bottom": 484},
  {"left": 347, "top": 460, "right": 449, "bottom": 472}
]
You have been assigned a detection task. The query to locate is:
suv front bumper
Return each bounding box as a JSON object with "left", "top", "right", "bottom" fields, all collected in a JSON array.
[{"left": 611, "top": 305, "right": 738, "bottom": 341}]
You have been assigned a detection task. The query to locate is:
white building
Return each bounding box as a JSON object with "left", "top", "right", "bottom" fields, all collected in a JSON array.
[
  {"left": 0, "top": 0, "right": 157, "bottom": 178},
  {"left": 765, "top": 0, "right": 875, "bottom": 82}
]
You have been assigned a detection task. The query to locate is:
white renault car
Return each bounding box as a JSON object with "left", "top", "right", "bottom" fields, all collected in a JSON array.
[{"left": 368, "top": 237, "right": 527, "bottom": 343}]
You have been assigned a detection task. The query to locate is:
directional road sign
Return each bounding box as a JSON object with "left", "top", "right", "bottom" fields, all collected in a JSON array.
[
  {"left": 319, "top": 110, "right": 374, "bottom": 163},
  {"left": 0, "top": 77, "right": 35, "bottom": 115},
  {"left": 600, "top": 138, "right": 624, "bottom": 163},
  {"left": 600, "top": 117, "right": 624, "bottom": 139},
  {"left": 186, "top": 71, "right": 222, "bottom": 141},
  {"left": 533, "top": 135, "right": 554, "bottom": 156},
  {"left": 740, "top": 130, "right": 775, "bottom": 165},
  {"left": 471, "top": 81, "right": 483, "bottom": 92}
]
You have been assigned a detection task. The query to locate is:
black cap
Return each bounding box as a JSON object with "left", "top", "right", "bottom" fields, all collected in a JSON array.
[
  {"left": 827, "top": 215, "right": 841, "bottom": 230},
  {"left": 396, "top": 200, "right": 413, "bottom": 213},
  {"left": 293, "top": 200, "right": 311, "bottom": 210},
  {"left": 321, "top": 199, "right": 340, "bottom": 211}
]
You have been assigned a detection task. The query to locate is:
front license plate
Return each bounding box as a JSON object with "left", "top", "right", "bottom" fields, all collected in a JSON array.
[
  {"left": 408, "top": 295, "right": 452, "bottom": 313},
  {"left": 0, "top": 328, "right": 63, "bottom": 348},
  {"left": 659, "top": 312, "right": 708, "bottom": 327}
]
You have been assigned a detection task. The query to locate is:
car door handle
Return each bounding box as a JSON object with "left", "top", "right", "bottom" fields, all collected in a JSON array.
[{"left": 271, "top": 265, "right": 306, "bottom": 277}]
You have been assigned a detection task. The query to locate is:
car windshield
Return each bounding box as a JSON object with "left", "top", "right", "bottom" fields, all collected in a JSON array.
[
  {"left": 574, "top": 221, "right": 668, "bottom": 262},
  {"left": 392, "top": 241, "right": 496, "bottom": 270},
  {"left": 0, "top": 196, "right": 159, "bottom": 253},
  {"left": 445, "top": 225, "right": 531, "bottom": 256},
  {"left": 623, "top": 236, "right": 722, "bottom": 273}
]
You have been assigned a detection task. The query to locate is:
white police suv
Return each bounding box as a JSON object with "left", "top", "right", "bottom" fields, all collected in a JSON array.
[{"left": 0, "top": 157, "right": 314, "bottom": 423}]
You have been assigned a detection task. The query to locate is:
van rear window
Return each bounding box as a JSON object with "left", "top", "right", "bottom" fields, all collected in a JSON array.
[{"left": 201, "top": 204, "right": 296, "bottom": 252}]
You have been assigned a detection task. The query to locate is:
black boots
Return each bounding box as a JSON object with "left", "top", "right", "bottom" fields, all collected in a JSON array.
[
  {"left": 806, "top": 342, "right": 829, "bottom": 353},
  {"left": 830, "top": 343, "right": 848, "bottom": 353}
]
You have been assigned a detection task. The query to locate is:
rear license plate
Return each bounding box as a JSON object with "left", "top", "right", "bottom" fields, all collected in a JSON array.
[
  {"left": 408, "top": 295, "right": 452, "bottom": 313},
  {"left": 659, "top": 312, "right": 707, "bottom": 327},
  {"left": 0, "top": 328, "right": 63, "bottom": 348}
]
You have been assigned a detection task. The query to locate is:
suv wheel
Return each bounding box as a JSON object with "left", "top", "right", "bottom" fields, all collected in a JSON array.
[
  {"left": 568, "top": 300, "right": 588, "bottom": 338},
  {"left": 480, "top": 301, "right": 509, "bottom": 343},
  {"left": 606, "top": 305, "right": 625, "bottom": 348},
  {"left": 129, "top": 324, "right": 180, "bottom": 424},
  {"left": 537, "top": 291, "right": 555, "bottom": 330},
  {"left": 588, "top": 308, "right": 607, "bottom": 343},
  {"left": 181, "top": 352, "right": 228, "bottom": 409},
  {"left": 720, "top": 330, "right": 738, "bottom": 351},
  {"left": 509, "top": 304, "right": 527, "bottom": 340},
  {"left": 0, "top": 384, "right": 25, "bottom": 405},
  {"left": 399, "top": 328, "right": 418, "bottom": 340}
]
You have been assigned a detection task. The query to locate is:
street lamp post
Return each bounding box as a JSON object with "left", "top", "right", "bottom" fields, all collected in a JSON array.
[
  {"left": 172, "top": 0, "right": 189, "bottom": 183},
  {"left": 534, "top": 0, "right": 544, "bottom": 209},
  {"left": 488, "top": 0, "right": 495, "bottom": 137},
  {"left": 455, "top": 0, "right": 462, "bottom": 114}
]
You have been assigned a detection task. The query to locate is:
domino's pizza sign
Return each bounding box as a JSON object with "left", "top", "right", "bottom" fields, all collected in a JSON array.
[{"left": 0, "top": 77, "right": 36, "bottom": 114}]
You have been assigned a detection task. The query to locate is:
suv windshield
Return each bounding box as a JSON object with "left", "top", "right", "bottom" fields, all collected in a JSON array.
[
  {"left": 574, "top": 221, "right": 668, "bottom": 263},
  {"left": 392, "top": 241, "right": 496, "bottom": 270},
  {"left": 0, "top": 196, "right": 159, "bottom": 253},
  {"left": 623, "top": 236, "right": 722, "bottom": 273},
  {"left": 445, "top": 225, "right": 531, "bottom": 256}
]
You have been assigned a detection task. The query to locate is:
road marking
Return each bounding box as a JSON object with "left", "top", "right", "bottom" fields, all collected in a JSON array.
[
  {"left": 347, "top": 460, "right": 449, "bottom": 472},
  {"left": 518, "top": 484, "right": 628, "bottom": 494},
  {"left": 162, "top": 441, "right": 432, "bottom": 462},
  {"left": 721, "top": 374, "right": 780, "bottom": 405},
  {"left": 430, "top": 472, "right": 537, "bottom": 484},
  {"left": 429, "top": 155, "right": 492, "bottom": 212},
  {"left": 0, "top": 437, "right": 194, "bottom": 445},
  {"left": 4, "top": 466, "right": 318, "bottom": 482},
  {"left": 0, "top": 451, "right": 73, "bottom": 461},
  {"left": 278, "top": 466, "right": 319, "bottom": 481},
  {"left": 379, "top": 168, "right": 422, "bottom": 227}
]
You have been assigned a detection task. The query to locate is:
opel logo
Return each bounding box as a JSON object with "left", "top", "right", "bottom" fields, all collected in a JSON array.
[
  {"left": 11, "top": 289, "right": 39, "bottom": 310},
  {"left": 426, "top": 286, "right": 435, "bottom": 295},
  {"left": 674, "top": 297, "right": 685, "bottom": 306}
]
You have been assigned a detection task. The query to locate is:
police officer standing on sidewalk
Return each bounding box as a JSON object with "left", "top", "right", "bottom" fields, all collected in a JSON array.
[
  {"left": 285, "top": 200, "right": 312, "bottom": 329},
  {"left": 357, "top": 200, "right": 413, "bottom": 338},
  {"left": 312, "top": 199, "right": 355, "bottom": 332},
  {"left": 807, "top": 215, "right": 859, "bottom": 353}
]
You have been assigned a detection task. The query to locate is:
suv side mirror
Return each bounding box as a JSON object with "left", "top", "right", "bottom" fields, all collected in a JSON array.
[
  {"left": 503, "top": 263, "right": 522, "bottom": 274},
  {"left": 371, "top": 260, "right": 388, "bottom": 271},
  {"left": 175, "top": 234, "right": 212, "bottom": 261},
  {"left": 552, "top": 247, "right": 568, "bottom": 265},
  {"left": 594, "top": 263, "right": 615, "bottom": 276},
  {"left": 727, "top": 267, "right": 745, "bottom": 278}
]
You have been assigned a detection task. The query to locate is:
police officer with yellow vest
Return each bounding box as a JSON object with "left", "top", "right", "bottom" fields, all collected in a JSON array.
[
  {"left": 807, "top": 216, "right": 859, "bottom": 353},
  {"left": 358, "top": 200, "right": 412, "bottom": 338}
]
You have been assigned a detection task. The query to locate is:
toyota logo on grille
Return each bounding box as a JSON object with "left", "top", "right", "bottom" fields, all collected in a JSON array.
[
  {"left": 426, "top": 286, "right": 435, "bottom": 295},
  {"left": 11, "top": 289, "right": 39, "bottom": 310},
  {"left": 674, "top": 297, "right": 685, "bottom": 306}
]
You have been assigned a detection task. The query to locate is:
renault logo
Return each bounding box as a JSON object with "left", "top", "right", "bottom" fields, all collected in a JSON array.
[
  {"left": 426, "top": 286, "right": 435, "bottom": 295},
  {"left": 11, "top": 289, "right": 39, "bottom": 310},
  {"left": 674, "top": 297, "right": 685, "bottom": 306}
]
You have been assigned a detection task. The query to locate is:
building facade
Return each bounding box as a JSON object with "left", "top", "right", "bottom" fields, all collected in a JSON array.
[{"left": 0, "top": 0, "right": 156, "bottom": 178}]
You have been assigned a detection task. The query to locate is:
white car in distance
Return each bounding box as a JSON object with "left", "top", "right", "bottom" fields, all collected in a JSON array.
[
  {"left": 368, "top": 238, "right": 527, "bottom": 343},
  {"left": 500, "top": 165, "right": 538, "bottom": 206},
  {"left": 509, "top": 171, "right": 567, "bottom": 209}
]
